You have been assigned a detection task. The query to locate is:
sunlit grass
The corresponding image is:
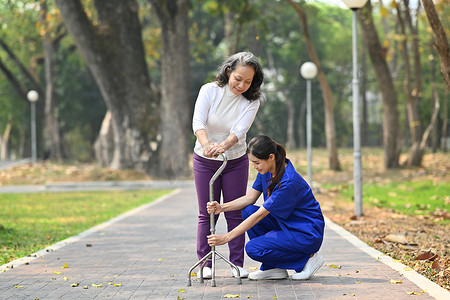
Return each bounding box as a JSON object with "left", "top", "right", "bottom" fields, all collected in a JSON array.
[{"left": 0, "top": 190, "right": 171, "bottom": 265}]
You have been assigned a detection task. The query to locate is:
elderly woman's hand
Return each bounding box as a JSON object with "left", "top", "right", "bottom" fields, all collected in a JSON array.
[{"left": 207, "top": 201, "right": 222, "bottom": 215}]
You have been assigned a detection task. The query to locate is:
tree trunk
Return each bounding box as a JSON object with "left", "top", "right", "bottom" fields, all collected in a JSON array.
[
  {"left": 286, "top": 0, "right": 341, "bottom": 170},
  {"left": 442, "top": 88, "right": 448, "bottom": 152},
  {"left": 55, "top": 0, "right": 159, "bottom": 173},
  {"left": 41, "top": 0, "right": 63, "bottom": 162},
  {"left": 150, "top": 0, "right": 191, "bottom": 178},
  {"left": 420, "top": 0, "right": 450, "bottom": 87},
  {"left": 94, "top": 111, "right": 114, "bottom": 167},
  {"left": 358, "top": 1, "right": 401, "bottom": 168},
  {"left": 0, "top": 122, "right": 12, "bottom": 160}
]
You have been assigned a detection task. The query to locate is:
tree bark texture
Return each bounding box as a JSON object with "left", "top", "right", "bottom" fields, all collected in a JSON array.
[
  {"left": 55, "top": 0, "right": 159, "bottom": 172},
  {"left": 358, "top": 1, "right": 401, "bottom": 168},
  {"left": 41, "top": 0, "right": 63, "bottom": 161},
  {"left": 420, "top": 0, "right": 450, "bottom": 88},
  {"left": 150, "top": 0, "right": 191, "bottom": 178},
  {"left": 286, "top": 0, "right": 341, "bottom": 171}
]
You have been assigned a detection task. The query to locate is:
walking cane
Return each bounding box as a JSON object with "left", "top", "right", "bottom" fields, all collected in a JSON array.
[{"left": 187, "top": 153, "right": 242, "bottom": 287}]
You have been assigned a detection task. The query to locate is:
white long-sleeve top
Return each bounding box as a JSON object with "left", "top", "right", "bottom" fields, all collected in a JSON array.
[{"left": 192, "top": 82, "right": 260, "bottom": 160}]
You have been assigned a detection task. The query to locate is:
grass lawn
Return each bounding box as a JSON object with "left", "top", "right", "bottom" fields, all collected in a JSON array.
[
  {"left": 0, "top": 190, "right": 171, "bottom": 265},
  {"left": 323, "top": 180, "right": 450, "bottom": 223}
]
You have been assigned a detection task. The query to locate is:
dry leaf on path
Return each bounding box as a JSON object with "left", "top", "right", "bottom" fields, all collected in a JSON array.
[{"left": 223, "top": 294, "right": 239, "bottom": 298}]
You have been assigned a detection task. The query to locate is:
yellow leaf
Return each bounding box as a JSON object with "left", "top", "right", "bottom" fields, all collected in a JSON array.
[
  {"left": 108, "top": 282, "right": 113, "bottom": 285},
  {"left": 1, "top": 269, "right": 6, "bottom": 272},
  {"left": 224, "top": 294, "right": 240, "bottom": 298},
  {"left": 390, "top": 279, "right": 402, "bottom": 284},
  {"left": 190, "top": 272, "right": 197, "bottom": 276},
  {"left": 71, "top": 283, "right": 79, "bottom": 287},
  {"left": 61, "top": 263, "right": 69, "bottom": 269},
  {"left": 407, "top": 291, "right": 421, "bottom": 295},
  {"left": 14, "top": 285, "right": 24, "bottom": 288},
  {"left": 177, "top": 296, "right": 185, "bottom": 300},
  {"left": 83, "top": 285, "right": 88, "bottom": 289},
  {"left": 113, "top": 283, "right": 122, "bottom": 287},
  {"left": 53, "top": 271, "right": 62, "bottom": 275},
  {"left": 249, "top": 267, "right": 258, "bottom": 270},
  {"left": 178, "top": 289, "right": 187, "bottom": 293},
  {"left": 356, "top": 281, "right": 362, "bottom": 284},
  {"left": 273, "top": 297, "right": 277, "bottom": 299},
  {"left": 329, "top": 264, "right": 341, "bottom": 269},
  {"left": 247, "top": 296, "right": 253, "bottom": 299},
  {"left": 404, "top": 267, "right": 413, "bottom": 271},
  {"left": 92, "top": 283, "right": 103, "bottom": 287},
  {"left": 64, "top": 277, "right": 69, "bottom": 281},
  {"left": 158, "top": 258, "right": 164, "bottom": 261}
]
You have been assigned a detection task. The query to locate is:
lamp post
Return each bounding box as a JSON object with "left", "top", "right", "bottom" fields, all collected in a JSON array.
[
  {"left": 342, "top": 0, "right": 368, "bottom": 217},
  {"left": 27, "top": 90, "right": 39, "bottom": 165},
  {"left": 300, "top": 62, "right": 318, "bottom": 186}
]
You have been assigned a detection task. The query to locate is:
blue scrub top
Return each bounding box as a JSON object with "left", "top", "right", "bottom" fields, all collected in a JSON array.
[{"left": 252, "top": 159, "right": 325, "bottom": 251}]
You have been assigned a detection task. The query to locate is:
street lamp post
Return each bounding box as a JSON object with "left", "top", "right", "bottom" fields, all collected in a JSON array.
[
  {"left": 27, "top": 90, "right": 39, "bottom": 165},
  {"left": 300, "top": 62, "right": 318, "bottom": 186},
  {"left": 342, "top": 0, "right": 368, "bottom": 217}
]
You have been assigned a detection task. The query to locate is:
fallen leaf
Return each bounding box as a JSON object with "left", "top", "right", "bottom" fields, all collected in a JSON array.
[
  {"left": 92, "top": 283, "right": 103, "bottom": 287},
  {"left": 390, "top": 279, "right": 402, "bottom": 284},
  {"left": 415, "top": 250, "right": 435, "bottom": 261},
  {"left": 83, "top": 285, "right": 88, "bottom": 289},
  {"left": 356, "top": 281, "right": 362, "bottom": 284},
  {"left": 249, "top": 267, "right": 258, "bottom": 270},
  {"left": 328, "top": 264, "right": 341, "bottom": 269},
  {"left": 223, "top": 294, "right": 240, "bottom": 298},
  {"left": 113, "top": 283, "right": 122, "bottom": 287},
  {"left": 383, "top": 234, "right": 408, "bottom": 244},
  {"left": 407, "top": 291, "right": 422, "bottom": 295},
  {"left": 158, "top": 258, "right": 164, "bottom": 261},
  {"left": 247, "top": 296, "right": 253, "bottom": 299},
  {"left": 404, "top": 267, "right": 413, "bottom": 271},
  {"left": 431, "top": 259, "right": 441, "bottom": 270},
  {"left": 64, "top": 277, "right": 69, "bottom": 281},
  {"left": 71, "top": 283, "right": 79, "bottom": 287},
  {"left": 273, "top": 297, "right": 277, "bottom": 299},
  {"left": 178, "top": 289, "right": 187, "bottom": 293},
  {"left": 53, "top": 271, "right": 62, "bottom": 275},
  {"left": 177, "top": 296, "right": 185, "bottom": 300},
  {"left": 190, "top": 272, "right": 197, "bottom": 276},
  {"left": 14, "top": 285, "right": 24, "bottom": 288},
  {"left": 61, "top": 263, "right": 69, "bottom": 269}
]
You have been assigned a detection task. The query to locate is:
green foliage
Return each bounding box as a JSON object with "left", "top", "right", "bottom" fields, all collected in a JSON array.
[
  {"left": 0, "top": 190, "right": 171, "bottom": 265},
  {"left": 329, "top": 180, "right": 450, "bottom": 223}
]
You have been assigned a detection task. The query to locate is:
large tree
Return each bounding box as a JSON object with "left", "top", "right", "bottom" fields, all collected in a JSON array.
[
  {"left": 55, "top": 0, "right": 160, "bottom": 174},
  {"left": 149, "top": 0, "right": 191, "bottom": 178},
  {"left": 358, "top": 1, "right": 401, "bottom": 168},
  {"left": 286, "top": 0, "right": 341, "bottom": 171}
]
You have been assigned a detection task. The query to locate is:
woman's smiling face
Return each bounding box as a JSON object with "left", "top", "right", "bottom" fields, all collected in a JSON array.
[
  {"left": 249, "top": 153, "right": 276, "bottom": 175},
  {"left": 227, "top": 65, "right": 255, "bottom": 96}
]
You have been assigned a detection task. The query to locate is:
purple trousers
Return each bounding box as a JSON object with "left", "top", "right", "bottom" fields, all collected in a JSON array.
[{"left": 193, "top": 153, "right": 249, "bottom": 267}]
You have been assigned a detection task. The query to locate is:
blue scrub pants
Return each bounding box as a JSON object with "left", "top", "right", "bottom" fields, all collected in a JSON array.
[{"left": 242, "top": 205, "right": 310, "bottom": 272}]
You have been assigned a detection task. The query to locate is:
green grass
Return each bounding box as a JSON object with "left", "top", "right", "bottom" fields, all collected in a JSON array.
[
  {"left": 325, "top": 180, "right": 449, "bottom": 222},
  {"left": 0, "top": 190, "right": 171, "bottom": 265}
]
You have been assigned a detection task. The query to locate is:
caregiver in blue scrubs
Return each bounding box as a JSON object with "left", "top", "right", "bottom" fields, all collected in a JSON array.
[{"left": 207, "top": 135, "right": 325, "bottom": 280}]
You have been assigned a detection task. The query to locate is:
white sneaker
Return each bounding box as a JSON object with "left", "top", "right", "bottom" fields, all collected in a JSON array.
[
  {"left": 292, "top": 253, "right": 324, "bottom": 280},
  {"left": 197, "top": 266, "right": 212, "bottom": 279},
  {"left": 248, "top": 268, "right": 288, "bottom": 280},
  {"left": 232, "top": 266, "right": 249, "bottom": 278}
]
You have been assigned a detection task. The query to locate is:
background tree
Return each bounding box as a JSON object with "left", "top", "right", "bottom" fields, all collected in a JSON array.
[
  {"left": 286, "top": 0, "right": 341, "bottom": 171},
  {"left": 149, "top": 0, "right": 191, "bottom": 178},
  {"left": 359, "top": 1, "right": 401, "bottom": 168},
  {"left": 55, "top": 0, "right": 160, "bottom": 174}
]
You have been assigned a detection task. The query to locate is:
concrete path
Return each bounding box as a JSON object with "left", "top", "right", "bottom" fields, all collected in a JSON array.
[{"left": 0, "top": 183, "right": 448, "bottom": 300}]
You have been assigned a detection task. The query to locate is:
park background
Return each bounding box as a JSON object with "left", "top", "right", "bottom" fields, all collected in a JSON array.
[{"left": 0, "top": 0, "right": 449, "bottom": 292}]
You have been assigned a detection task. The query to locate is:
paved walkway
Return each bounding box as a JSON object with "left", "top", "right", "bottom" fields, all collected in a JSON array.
[{"left": 0, "top": 183, "right": 449, "bottom": 300}]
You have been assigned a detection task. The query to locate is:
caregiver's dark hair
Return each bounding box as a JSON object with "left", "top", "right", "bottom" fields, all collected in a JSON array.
[
  {"left": 215, "top": 51, "right": 264, "bottom": 101},
  {"left": 247, "top": 135, "right": 287, "bottom": 196}
]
